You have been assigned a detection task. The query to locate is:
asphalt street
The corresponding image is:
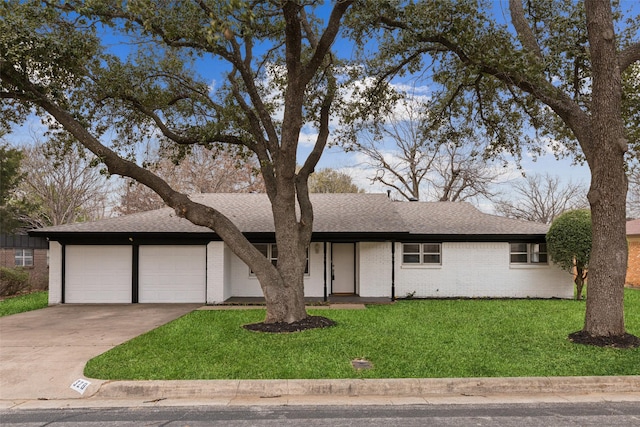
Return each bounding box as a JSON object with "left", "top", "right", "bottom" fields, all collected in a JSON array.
[{"left": 2, "top": 402, "right": 640, "bottom": 426}]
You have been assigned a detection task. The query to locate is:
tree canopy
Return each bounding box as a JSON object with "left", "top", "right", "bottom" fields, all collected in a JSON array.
[
  {"left": 308, "top": 168, "right": 363, "bottom": 193},
  {"left": 0, "top": 141, "right": 26, "bottom": 233}
]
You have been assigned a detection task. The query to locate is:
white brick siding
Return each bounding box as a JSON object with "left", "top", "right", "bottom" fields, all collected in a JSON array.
[
  {"left": 358, "top": 242, "right": 393, "bottom": 297},
  {"left": 394, "top": 242, "right": 573, "bottom": 299},
  {"left": 48, "top": 242, "right": 62, "bottom": 305},
  {"left": 206, "top": 241, "right": 226, "bottom": 304}
]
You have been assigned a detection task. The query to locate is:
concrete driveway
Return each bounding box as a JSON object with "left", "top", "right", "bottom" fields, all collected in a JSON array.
[{"left": 0, "top": 304, "right": 199, "bottom": 401}]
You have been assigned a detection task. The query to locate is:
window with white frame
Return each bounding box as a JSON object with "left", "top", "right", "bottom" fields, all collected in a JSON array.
[
  {"left": 15, "top": 249, "right": 34, "bottom": 267},
  {"left": 402, "top": 243, "right": 441, "bottom": 265},
  {"left": 250, "top": 243, "right": 309, "bottom": 275},
  {"left": 510, "top": 243, "right": 548, "bottom": 264}
]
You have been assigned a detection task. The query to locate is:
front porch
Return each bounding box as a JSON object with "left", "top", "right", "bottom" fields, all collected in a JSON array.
[{"left": 218, "top": 295, "right": 393, "bottom": 306}]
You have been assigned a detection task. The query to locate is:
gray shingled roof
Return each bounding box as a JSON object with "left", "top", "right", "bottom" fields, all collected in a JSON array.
[
  {"left": 394, "top": 201, "right": 550, "bottom": 235},
  {"left": 31, "top": 193, "right": 549, "bottom": 236},
  {"left": 628, "top": 219, "right": 640, "bottom": 236}
]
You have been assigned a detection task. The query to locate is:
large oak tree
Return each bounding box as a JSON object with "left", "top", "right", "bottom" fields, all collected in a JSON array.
[
  {"left": 351, "top": 0, "right": 639, "bottom": 344},
  {"left": 1, "top": 0, "right": 353, "bottom": 324}
]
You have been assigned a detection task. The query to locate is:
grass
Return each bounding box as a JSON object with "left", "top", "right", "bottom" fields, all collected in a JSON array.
[
  {"left": 85, "top": 288, "right": 640, "bottom": 380},
  {"left": 0, "top": 291, "right": 48, "bottom": 317}
]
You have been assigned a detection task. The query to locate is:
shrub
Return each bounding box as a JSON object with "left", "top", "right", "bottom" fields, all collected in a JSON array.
[
  {"left": 546, "top": 209, "right": 591, "bottom": 300},
  {"left": 0, "top": 267, "right": 30, "bottom": 296}
]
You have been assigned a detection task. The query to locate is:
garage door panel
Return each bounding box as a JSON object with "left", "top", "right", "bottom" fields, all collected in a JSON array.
[
  {"left": 65, "top": 246, "right": 132, "bottom": 303},
  {"left": 139, "top": 245, "right": 206, "bottom": 303}
]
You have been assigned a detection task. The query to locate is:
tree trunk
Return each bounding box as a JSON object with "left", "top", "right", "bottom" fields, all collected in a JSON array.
[
  {"left": 256, "top": 187, "right": 310, "bottom": 324},
  {"left": 574, "top": 267, "right": 586, "bottom": 301},
  {"left": 582, "top": 0, "right": 628, "bottom": 338},
  {"left": 262, "top": 269, "right": 308, "bottom": 324},
  {"left": 584, "top": 151, "right": 627, "bottom": 336}
]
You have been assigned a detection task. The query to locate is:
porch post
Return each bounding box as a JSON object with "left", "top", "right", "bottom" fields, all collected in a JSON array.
[
  {"left": 323, "top": 242, "right": 327, "bottom": 302},
  {"left": 391, "top": 240, "right": 396, "bottom": 301}
]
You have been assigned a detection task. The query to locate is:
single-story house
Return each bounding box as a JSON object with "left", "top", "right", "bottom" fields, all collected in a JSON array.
[
  {"left": 627, "top": 219, "right": 640, "bottom": 287},
  {"left": 29, "top": 193, "right": 573, "bottom": 304}
]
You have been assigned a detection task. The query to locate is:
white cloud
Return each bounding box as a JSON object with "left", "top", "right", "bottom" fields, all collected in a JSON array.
[
  {"left": 299, "top": 128, "right": 319, "bottom": 147},
  {"left": 208, "top": 79, "right": 218, "bottom": 95}
]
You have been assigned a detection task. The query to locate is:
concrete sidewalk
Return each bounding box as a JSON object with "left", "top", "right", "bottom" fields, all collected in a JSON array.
[
  {"left": 2, "top": 377, "right": 639, "bottom": 410},
  {"left": 1, "top": 304, "right": 639, "bottom": 410}
]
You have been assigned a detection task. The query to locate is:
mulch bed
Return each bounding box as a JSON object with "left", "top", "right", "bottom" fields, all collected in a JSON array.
[
  {"left": 568, "top": 330, "right": 640, "bottom": 349},
  {"left": 243, "top": 315, "right": 336, "bottom": 333}
]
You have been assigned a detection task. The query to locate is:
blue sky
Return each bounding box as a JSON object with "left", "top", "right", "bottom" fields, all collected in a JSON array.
[{"left": 10, "top": 0, "right": 639, "bottom": 213}]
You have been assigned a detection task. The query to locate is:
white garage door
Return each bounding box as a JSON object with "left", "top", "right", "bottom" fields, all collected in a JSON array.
[
  {"left": 139, "top": 245, "right": 206, "bottom": 303},
  {"left": 66, "top": 245, "right": 132, "bottom": 303}
]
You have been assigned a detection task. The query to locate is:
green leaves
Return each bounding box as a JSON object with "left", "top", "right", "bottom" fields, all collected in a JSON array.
[
  {"left": 0, "top": 1, "right": 101, "bottom": 95},
  {"left": 546, "top": 209, "right": 592, "bottom": 272},
  {"left": 0, "top": 143, "right": 25, "bottom": 233}
]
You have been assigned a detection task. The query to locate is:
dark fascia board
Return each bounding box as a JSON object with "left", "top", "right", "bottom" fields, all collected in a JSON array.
[
  {"left": 31, "top": 230, "right": 547, "bottom": 245},
  {"left": 1, "top": 233, "right": 49, "bottom": 249},
  {"left": 28, "top": 232, "right": 216, "bottom": 246},
  {"left": 396, "top": 234, "right": 547, "bottom": 243}
]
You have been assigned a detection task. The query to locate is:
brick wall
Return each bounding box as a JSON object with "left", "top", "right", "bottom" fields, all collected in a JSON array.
[
  {"left": 627, "top": 238, "right": 640, "bottom": 287},
  {"left": 0, "top": 248, "right": 49, "bottom": 291}
]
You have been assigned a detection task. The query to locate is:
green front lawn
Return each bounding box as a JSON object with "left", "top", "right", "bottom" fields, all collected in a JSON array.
[
  {"left": 85, "top": 289, "right": 640, "bottom": 380},
  {"left": 0, "top": 291, "right": 48, "bottom": 317}
]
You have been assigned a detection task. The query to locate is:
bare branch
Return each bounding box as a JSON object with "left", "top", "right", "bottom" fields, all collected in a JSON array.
[{"left": 494, "top": 173, "right": 588, "bottom": 224}]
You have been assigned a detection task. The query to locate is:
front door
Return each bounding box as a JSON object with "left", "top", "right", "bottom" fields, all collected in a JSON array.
[{"left": 332, "top": 243, "right": 355, "bottom": 294}]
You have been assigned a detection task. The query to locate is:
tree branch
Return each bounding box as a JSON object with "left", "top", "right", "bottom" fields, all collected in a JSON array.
[
  {"left": 508, "top": 0, "right": 543, "bottom": 59},
  {"left": 619, "top": 42, "right": 640, "bottom": 72},
  {"left": 302, "top": 0, "right": 354, "bottom": 84},
  {"left": 119, "top": 95, "right": 247, "bottom": 147}
]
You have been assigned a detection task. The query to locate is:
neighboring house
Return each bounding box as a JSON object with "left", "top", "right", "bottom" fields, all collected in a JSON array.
[
  {"left": 0, "top": 234, "right": 49, "bottom": 290},
  {"left": 29, "top": 193, "right": 573, "bottom": 305},
  {"left": 627, "top": 219, "right": 640, "bottom": 287}
]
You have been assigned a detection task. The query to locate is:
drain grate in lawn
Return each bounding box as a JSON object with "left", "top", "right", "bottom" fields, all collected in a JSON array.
[{"left": 351, "top": 359, "right": 373, "bottom": 370}]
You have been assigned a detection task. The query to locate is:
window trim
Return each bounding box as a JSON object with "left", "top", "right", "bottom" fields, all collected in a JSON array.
[
  {"left": 15, "top": 248, "right": 34, "bottom": 267},
  {"left": 509, "top": 242, "right": 548, "bottom": 265},
  {"left": 401, "top": 243, "right": 442, "bottom": 266}
]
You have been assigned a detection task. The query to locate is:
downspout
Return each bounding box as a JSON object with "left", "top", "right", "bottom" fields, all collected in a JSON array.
[
  {"left": 391, "top": 240, "right": 396, "bottom": 301},
  {"left": 323, "top": 242, "right": 327, "bottom": 302}
]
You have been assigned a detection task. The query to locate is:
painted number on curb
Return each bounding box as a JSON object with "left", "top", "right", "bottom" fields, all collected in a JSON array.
[{"left": 70, "top": 378, "right": 91, "bottom": 395}]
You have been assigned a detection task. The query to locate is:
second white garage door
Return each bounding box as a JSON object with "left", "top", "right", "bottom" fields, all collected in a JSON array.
[{"left": 139, "top": 245, "right": 206, "bottom": 303}]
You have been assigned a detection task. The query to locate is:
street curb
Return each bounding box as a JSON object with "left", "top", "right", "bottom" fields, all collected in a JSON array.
[{"left": 94, "top": 376, "right": 640, "bottom": 399}]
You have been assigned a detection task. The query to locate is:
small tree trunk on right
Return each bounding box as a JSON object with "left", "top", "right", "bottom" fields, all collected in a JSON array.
[{"left": 574, "top": 267, "right": 586, "bottom": 301}]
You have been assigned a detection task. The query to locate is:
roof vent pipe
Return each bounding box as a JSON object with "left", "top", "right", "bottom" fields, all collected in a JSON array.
[{"left": 408, "top": 197, "right": 418, "bottom": 202}]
